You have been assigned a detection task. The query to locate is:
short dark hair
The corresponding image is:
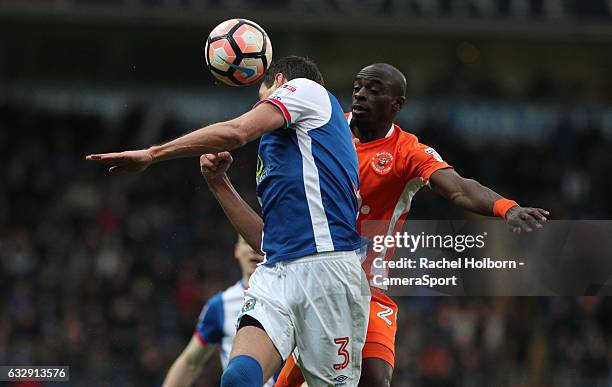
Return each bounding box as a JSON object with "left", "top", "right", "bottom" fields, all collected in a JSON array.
[{"left": 261, "top": 56, "right": 324, "bottom": 87}]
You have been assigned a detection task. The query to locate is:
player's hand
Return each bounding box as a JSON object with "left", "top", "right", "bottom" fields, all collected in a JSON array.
[
  {"left": 505, "top": 206, "right": 549, "bottom": 233},
  {"left": 85, "top": 149, "right": 154, "bottom": 174},
  {"left": 200, "top": 152, "right": 233, "bottom": 183}
]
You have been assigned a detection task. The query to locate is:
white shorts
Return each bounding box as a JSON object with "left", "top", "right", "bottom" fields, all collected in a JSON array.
[{"left": 238, "top": 250, "right": 370, "bottom": 387}]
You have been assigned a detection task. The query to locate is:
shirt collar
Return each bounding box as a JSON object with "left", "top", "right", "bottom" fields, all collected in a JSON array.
[{"left": 385, "top": 124, "right": 395, "bottom": 138}]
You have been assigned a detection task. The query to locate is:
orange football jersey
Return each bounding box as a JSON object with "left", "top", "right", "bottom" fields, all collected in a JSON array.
[{"left": 349, "top": 114, "right": 452, "bottom": 289}]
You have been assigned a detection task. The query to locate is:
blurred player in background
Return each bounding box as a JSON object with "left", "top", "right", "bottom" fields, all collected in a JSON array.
[
  {"left": 274, "top": 63, "right": 551, "bottom": 387},
  {"left": 162, "top": 236, "right": 276, "bottom": 387},
  {"left": 87, "top": 56, "right": 369, "bottom": 387}
]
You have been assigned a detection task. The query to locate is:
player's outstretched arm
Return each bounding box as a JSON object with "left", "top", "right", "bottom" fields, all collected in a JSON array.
[
  {"left": 200, "top": 152, "right": 264, "bottom": 253},
  {"left": 162, "top": 335, "right": 216, "bottom": 387},
  {"left": 85, "top": 103, "right": 285, "bottom": 174},
  {"left": 429, "top": 168, "right": 549, "bottom": 233}
]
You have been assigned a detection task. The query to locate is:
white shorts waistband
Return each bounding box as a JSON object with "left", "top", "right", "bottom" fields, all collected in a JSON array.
[{"left": 276, "top": 249, "right": 360, "bottom": 266}]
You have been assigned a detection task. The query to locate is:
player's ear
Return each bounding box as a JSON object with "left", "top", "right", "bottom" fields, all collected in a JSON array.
[
  {"left": 393, "top": 96, "right": 406, "bottom": 112},
  {"left": 274, "top": 72, "right": 286, "bottom": 87}
]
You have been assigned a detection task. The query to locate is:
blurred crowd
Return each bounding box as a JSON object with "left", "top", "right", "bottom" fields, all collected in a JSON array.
[{"left": 1, "top": 99, "right": 612, "bottom": 386}]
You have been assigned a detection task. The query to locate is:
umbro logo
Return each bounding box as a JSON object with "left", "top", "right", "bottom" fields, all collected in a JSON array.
[{"left": 333, "top": 374, "right": 348, "bottom": 385}]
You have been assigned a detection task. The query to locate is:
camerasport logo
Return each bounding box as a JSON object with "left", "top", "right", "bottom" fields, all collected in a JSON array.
[{"left": 370, "top": 152, "right": 393, "bottom": 175}]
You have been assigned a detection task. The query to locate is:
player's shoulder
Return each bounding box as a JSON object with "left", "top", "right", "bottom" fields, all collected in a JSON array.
[
  {"left": 395, "top": 124, "right": 436, "bottom": 154},
  {"left": 204, "top": 291, "right": 225, "bottom": 311},
  {"left": 222, "top": 280, "right": 246, "bottom": 301},
  {"left": 198, "top": 281, "right": 242, "bottom": 322},
  {"left": 197, "top": 290, "right": 224, "bottom": 325},
  {"left": 392, "top": 125, "right": 437, "bottom": 165},
  {"left": 272, "top": 77, "right": 327, "bottom": 102},
  {"left": 393, "top": 124, "right": 420, "bottom": 147}
]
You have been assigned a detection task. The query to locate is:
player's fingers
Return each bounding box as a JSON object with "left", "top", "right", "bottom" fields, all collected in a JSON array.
[
  {"left": 200, "top": 155, "right": 212, "bottom": 168},
  {"left": 86, "top": 154, "right": 117, "bottom": 164},
  {"left": 201, "top": 160, "right": 217, "bottom": 172},
  {"left": 217, "top": 151, "right": 234, "bottom": 164},
  {"left": 200, "top": 153, "right": 217, "bottom": 168},
  {"left": 200, "top": 154, "right": 214, "bottom": 164},
  {"left": 98, "top": 154, "right": 133, "bottom": 166},
  {"left": 513, "top": 216, "right": 532, "bottom": 232},
  {"left": 204, "top": 154, "right": 221, "bottom": 167},
  {"left": 100, "top": 153, "right": 125, "bottom": 160},
  {"left": 528, "top": 208, "right": 547, "bottom": 224},
  {"left": 521, "top": 211, "right": 543, "bottom": 229},
  {"left": 534, "top": 208, "right": 550, "bottom": 220}
]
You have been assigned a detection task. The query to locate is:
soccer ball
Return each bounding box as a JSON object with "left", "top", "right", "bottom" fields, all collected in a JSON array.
[{"left": 204, "top": 19, "right": 272, "bottom": 87}]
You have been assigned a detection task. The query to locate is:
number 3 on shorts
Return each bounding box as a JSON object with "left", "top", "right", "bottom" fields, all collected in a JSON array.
[{"left": 333, "top": 337, "right": 350, "bottom": 370}]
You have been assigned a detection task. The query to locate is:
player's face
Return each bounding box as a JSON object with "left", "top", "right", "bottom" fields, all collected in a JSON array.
[
  {"left": 235, "top": 237, "right": 264, "bottom": 277},
  {"left": 351, "top": 77, "right": 397, "bottom": 126}
]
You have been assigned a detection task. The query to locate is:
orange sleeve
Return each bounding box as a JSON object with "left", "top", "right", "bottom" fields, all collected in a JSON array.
[{"left": 404, "top": 141, "right": 452, "bottom": 181}]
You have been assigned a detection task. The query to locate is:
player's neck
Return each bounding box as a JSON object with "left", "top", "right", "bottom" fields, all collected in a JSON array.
[
  {"left": 355, "top": 121, "right": 393, "bottom": 143},
  {"left": 241, "top": 274, "right": 250, "bottom": 289}
]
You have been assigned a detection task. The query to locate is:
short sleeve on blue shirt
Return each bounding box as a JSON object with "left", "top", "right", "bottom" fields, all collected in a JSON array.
[
  {"left": 195, "top": 292, "right": 224, "bottom": 345},
  {"left": 255, "top": 78, "right": 331, "bottom": 131}
]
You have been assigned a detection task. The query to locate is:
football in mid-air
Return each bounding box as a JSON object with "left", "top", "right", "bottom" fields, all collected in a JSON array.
[{"left": 204, "top": 18, "right": 272, "bottom": 87}]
